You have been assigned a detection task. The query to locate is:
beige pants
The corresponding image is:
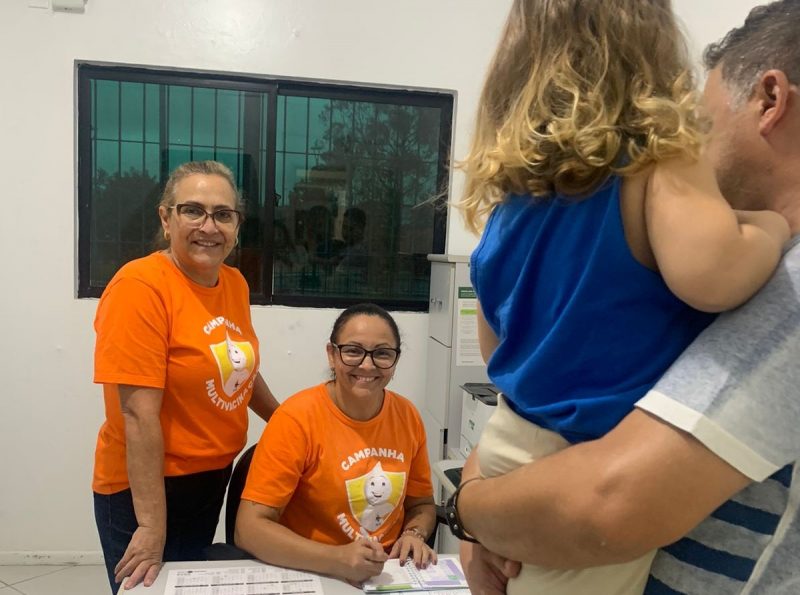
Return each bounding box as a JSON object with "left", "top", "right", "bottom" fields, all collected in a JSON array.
[{"left": 477, "top": 395, "right": 655, "bottom": 595}]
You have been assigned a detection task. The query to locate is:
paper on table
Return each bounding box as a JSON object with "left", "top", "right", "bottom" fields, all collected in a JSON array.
[
  {"left": 164, "top": 564, "right": 324, "bottom": 595},
  {"left": 363, "top": 556, "right": 468, "bottom": 592}
]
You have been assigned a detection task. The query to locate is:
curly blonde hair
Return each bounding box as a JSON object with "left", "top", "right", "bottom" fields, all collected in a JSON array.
[{"left": 460, "top": 0, "right": 708, "bottom": 233}]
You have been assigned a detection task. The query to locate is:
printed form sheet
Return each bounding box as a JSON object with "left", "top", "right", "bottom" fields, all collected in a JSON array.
[{"left": 164, "top": 565, "right": 324, "bottom": 595}]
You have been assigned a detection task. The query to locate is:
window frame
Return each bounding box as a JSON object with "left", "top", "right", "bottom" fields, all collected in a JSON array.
[{"left": 76, "top": 61, "right": 452, "bottom": 311}]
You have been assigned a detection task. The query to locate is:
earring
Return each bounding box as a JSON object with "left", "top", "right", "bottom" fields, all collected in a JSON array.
[
  {"left": 234, "top": 236, "right": 240, "bottom": 247},
  {"left": 163, "top": 230, "right": 170, "bottom": 241}
]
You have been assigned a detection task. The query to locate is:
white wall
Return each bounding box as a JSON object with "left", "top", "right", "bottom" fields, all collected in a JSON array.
[
  {"left": 0, "top": 0, "right": 765, "bottom": 561},
  {"left": 0, "top": 0, "right": 511, "bottom": 561}
]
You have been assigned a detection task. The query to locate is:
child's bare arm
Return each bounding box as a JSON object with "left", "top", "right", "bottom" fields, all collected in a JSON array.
[{"left": 645, "top": 156, "right": 789, "bottom": 312}]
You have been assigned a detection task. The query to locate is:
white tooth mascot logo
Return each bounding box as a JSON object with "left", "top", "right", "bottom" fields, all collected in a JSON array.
[
  {"left": 346, "top": 462, "right": 405, "bottom": 532},
  {"left": 209, "top": 332, "right": 255, "bottom": 397}
]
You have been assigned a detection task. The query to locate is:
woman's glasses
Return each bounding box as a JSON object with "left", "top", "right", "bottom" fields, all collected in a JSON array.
[
  {"left": 332, "top": 343, "right": 400, "bottom": 369},
  {"left": 170, "top": 203, "right": 242, "bottom": 229}
]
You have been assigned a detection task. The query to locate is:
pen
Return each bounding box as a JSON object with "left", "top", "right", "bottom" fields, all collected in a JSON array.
[{"left": 359, "top": 527, "right": 378, "bottom": 542}]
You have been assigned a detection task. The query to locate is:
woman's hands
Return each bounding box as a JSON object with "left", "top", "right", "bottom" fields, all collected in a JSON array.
[
  {"left": 236, "top": 500, "right": 389, "bottom": 586},
  {"left": 389, "top": 530, "right": 438, "bottom": 569},
  {"left": 114, "top": 525, "right": 165, "bottom": 590},
  {"left": 336, "top": 538, "right": 388, "bottom": 584},
  {"left": 393, "top": 495, "right": 437, "bottom": 570},
  {"left": 118, "top": 385, "right": 167, "bottom": 590}
]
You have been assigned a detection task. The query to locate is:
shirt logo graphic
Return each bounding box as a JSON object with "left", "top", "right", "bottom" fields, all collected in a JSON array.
[
  {"left": 345, "top": 462, "right": 406, "bottom": 532},
  {"left": 209, "top": 333, "right": 256, "bottom": 397}
]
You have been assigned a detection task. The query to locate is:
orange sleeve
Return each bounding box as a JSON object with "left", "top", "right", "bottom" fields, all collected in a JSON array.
[
  {"left": 94, "top": 277, "right": 168, "bottom": 388},
  {"left": 241, "top": 407, "right": 309, "bottom": 509},
  {"left": 405, "top": 406, "right": 434, "bottom": 498}
]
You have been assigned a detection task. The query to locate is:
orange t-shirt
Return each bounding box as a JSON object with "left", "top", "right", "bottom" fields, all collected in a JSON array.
[
  {"left": 93, "top": 252, "right": 260, "bottom": 494},
  {"left": 242, "top": 383, "right": 433, "bottom": 549}
]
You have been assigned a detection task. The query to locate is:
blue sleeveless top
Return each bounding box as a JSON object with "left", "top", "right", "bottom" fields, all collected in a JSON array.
[{"left": 470, "top": 177, "right": 715, "bottom": 442}]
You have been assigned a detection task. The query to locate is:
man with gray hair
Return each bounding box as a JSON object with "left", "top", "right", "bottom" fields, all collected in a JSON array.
[{"left": 455, "top": 1, "right": 800, "bottom": 593}]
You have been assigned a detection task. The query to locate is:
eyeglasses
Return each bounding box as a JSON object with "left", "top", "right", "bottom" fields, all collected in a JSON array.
[
  {"left": 169, "top": 203, "right": 242, "bottom": 229},
  {"left": 332, "top": 343, "right": 400, "bottom": 369}
]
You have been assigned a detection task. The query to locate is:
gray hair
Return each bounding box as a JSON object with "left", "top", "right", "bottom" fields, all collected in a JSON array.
[
  {"left": 704, "top": 0, "right": 800, "bottom": 106},
  {"left": 154, "top": 160, "right": 242, "bottom": 250}
]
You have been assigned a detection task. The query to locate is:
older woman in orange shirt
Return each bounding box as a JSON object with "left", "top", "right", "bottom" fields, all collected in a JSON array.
[{"left": 92, "top": 161, "right": 279, "bottom": 594}]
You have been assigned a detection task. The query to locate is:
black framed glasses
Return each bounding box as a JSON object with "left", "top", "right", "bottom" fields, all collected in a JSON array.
[
  {"left": 332, "top": 343, "right": 401, "bottom": 369},
  {"left": 170, "top": 203, "right": 243, "bottom": 228}
]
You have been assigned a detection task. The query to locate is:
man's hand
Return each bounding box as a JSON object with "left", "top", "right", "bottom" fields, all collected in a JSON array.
[
  {"left": 461, "top": 540, "right": 520, "bottom": 595},
  {"left": 336, "top": 538, "right": 388, "bottom": 585},
  {"left": 114, "top": 525, "right": 165, "bottom": 590},
  {"left": 459, "top": 446, "right": 521, "bottom": 594}
]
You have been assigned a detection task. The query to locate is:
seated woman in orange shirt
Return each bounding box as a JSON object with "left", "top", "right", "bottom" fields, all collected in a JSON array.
[{"left": 236, "top": 303, "right": 437, "bottom": 585}]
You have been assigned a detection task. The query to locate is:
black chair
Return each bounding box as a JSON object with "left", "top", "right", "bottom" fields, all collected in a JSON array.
[
  {"left": 204, "top": 444, "right": 257, "bottom": 560},
  {"left": 224, "top": 444, "right": 258, "bottom": 545},
  {"left": 428, "top": 505, "right": 447, "bottom": 549}
]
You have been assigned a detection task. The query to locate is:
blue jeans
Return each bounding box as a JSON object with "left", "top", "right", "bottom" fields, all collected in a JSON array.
[{"left": 93, "top": 465, "right": 232, "bottom": 594}]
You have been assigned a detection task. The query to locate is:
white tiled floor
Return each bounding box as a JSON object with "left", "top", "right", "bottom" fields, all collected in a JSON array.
[{"left": 0, "top": 565, "right": 109, "bottom": 595}]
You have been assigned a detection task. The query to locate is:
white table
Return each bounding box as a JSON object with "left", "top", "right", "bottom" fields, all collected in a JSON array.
[{"left": 121, "top": 558, "right": 361, "bottom": 595}]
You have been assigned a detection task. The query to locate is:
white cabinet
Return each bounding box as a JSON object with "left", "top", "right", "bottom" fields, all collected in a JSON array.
[
  {"left": 423, "top": 255, "right": 491, "bottom": 553},
  {"left": 424, "top": 337, "right": 450, "bottom": 427},
  {"left": 428, "top": 263, "right": 455, "bottom": 345},
  {"left": 423, "top": 255, "right": 489, "bottom": 463}
]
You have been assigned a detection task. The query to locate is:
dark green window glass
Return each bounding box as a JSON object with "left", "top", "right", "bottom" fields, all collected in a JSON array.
[
  {"left": 85, "top": 74, "right": 270, "bottom": 293},
  {"left": 78, "top": 64, "right": 451, "bottom": 310},
  {"left": 120, "top": 83, "right": 144, "bottom": 142},
  {"left": 95, "top": 80, "right": 119, "bottom": 142},
  {"left": 216, "top": 90, "right": 241, "bottom": 149},
  {"left": 272, "top": 94, "right": 445, "bottom": 304}
]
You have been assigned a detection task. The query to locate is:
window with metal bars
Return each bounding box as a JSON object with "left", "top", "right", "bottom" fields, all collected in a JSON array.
[{"left": 77, "top": 63, "right": 452, "bottom": 310}]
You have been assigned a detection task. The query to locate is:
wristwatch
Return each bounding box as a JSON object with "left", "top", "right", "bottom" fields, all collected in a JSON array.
[{"left": 444, "top": 478, "right": 481, "bottom": 543}]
